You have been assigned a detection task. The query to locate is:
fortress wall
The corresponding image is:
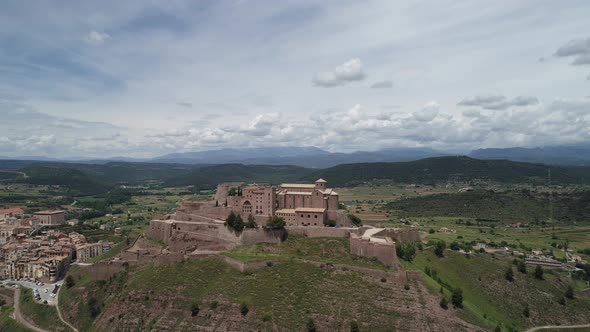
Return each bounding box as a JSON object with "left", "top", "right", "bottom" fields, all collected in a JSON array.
[
  {"left": 286, "top": 226, "right": 360, "bottom": 238},
  {"left": 349, "top": 235, "right": 398, "bottom": 268},
  {"left": 326, "top": 210, "right": 353, "bottom": 227},
  {"left": 239, "top": 228, "right": 284, "bottom": 245},
  {"left": 376, "top": 229, "right": 421, "bottom": 243},
  {"left": 149, "top": 220, "right": 173, "bottom": 243}
]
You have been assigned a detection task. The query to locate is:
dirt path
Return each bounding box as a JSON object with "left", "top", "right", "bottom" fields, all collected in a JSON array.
[
  {"left": 11, "top": 287, "right": 49, "bottom": 332},
  {"left": 526, "top": 324, "right": 590, "bottom": 332},
  {"left": 56, "top": 286, "right": 79, "bottom": 332}
]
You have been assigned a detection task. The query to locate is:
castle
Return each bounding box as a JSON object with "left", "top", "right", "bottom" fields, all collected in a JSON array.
[{"left": 216, "top": 179, "right": 345, "bottom": 226}]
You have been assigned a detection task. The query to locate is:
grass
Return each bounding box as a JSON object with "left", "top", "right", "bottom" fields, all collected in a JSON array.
[
  {"left": 108, "top": 258, "right": 418, "bottom": 331},
  {"left": 19, "top": 288, "right": 69, "bottom": 331},
  {"left": 406, "top": 249, "right": 590, "bottom": 331},
  {"left": 224, "top": 235, "right": 391, "bottom": 270},
  {"left": 0, "top": 305, "right": 33, "bottom": 332}
]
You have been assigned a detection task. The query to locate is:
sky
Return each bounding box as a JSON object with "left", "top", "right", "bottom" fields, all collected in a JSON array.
[{"left": 1, "top": 0, "right": 590, "bottom": 158}]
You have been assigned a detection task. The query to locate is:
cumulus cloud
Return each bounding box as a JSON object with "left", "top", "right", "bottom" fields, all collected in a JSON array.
[
  {"left": 87, "top": 30, "right": 111, "bottom": 45},
  {"left": 370, "top": 80, "right": 393, "bottom": 89},
  {"left": 457, "top": 94, "right": 539, "bottom": 110},
  {"left": 176, "top": 102, "right": 193, "bottom": 108},
  {"left": 312, "top": 58, "right": 367, "bottom": 87},
  {"left": 554, "top": 37, "right": 590, "bottom": 66}
]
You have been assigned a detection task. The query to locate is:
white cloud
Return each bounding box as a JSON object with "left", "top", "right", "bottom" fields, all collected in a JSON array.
[
  {"left": 370, "top": 80, "right": 393, "bottom": 89},
  {"left": 312, "top": 58, "right": 367, "bottom": 87},
  {"left": 458, "top": 94, "right": 539, "bottom": 110},
  {"left": 87, "top": 30, "right": 111, "bottom": 45}
]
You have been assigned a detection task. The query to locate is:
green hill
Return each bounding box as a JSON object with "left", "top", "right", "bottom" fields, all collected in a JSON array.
[
  {"left": 386, "top": 189, "right": 590, "bottom": 223},
  {"left": 19, "top": 166, "right": 110, "bottom": 195},
  {"left": 305, "top": 156, "right": 590, "bottom": 186}
]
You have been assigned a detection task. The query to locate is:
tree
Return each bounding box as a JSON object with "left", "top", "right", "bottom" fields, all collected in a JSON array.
[
  {"left": 451, "top": 287, "right": 463, "bottom": 308},
  {"left": 65, "top": 275, "right": 75, "bottom": 289},
  {"left": 517, "top": 260, "right": 527, "bottom": 274},
  {"left": 450, "top": 241, "right": 461, "bottom": 251},
  {"left": 396, "top": 242, "right": 417, "bottom": 262},
  {"left": 350, "top": 320, "right": 360, "bottom": 332},
  {"left": 306, "top": 318, "right": 316, "bottom": 332},
  {"left": 558, "top": 296, "right": 566, "bottom": 305},
  {"left": 348, "top": 214, "right": 363, "bottom": 227},
  {"left": 225, "top": 211, "right": 236, "bottom": 228},
  {"left": 434, "top": 241, "right": 446, "bottom": 257},
  {"left": 264, "top": 216, "right": 286, "bottom": 230},
  {"left": 245, "top": 214, "right": 257, "bottom": 229},
  {"left": 215, "top": 200, "right": 219, "bottom": 207},
  {"left": 565, "top": 285, "right": 575, "bottom": 299},
  {"left": 233, "top": 214, "right": 245, "bottom": 232},
  {"left": 191, "top": 303, "right": 200, "bottom": 316},
  {"left": 88, "top": 297, "right": 101, "bottom": 318},
  {"left": 534, "top": 265, "right": 544, "bottom": 280}
]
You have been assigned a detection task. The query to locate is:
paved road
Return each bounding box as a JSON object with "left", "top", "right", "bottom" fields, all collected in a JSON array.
[
  {"left": 526, "top": 324, "right": 590, "bottom": 332},
  {"left": 12, "top": 287, "right": 49, "bottom": 332}
]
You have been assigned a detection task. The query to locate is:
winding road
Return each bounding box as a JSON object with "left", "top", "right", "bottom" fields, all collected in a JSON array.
[
  {"left": 526, "top": 324, "right": 590, "bottom": 332},
  {"left": 11, "top": 287, "right": 49, "bottom": 332}
]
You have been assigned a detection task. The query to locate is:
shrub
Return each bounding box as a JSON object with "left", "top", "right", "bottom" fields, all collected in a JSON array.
[
  {"left": 262, "top": 314, "right": 272, "bottom": 322},
  {"left": 264, "top": 216, "right": 286, "bottom": 230},
  {"left": 396, "top": 242, "right": 417, "bottom": 262},
  {"left": 210, "top": 301, "right": 218, "bottom": 310},
  {"left": 451, "top": 288, "right": 463, "bottom": 308},
  {"left": 434, "top": 241, "right": 446, "bottom": 257},
  {"left": 440, "top": 297, "right": 449, "bottom": 309},
  {"left": 450, "top": 241, "right": 461, "bottom": 251},
  {"left": 505, "top": 266, "right": 514, "bottom": 282},
  {"left": 534, "top": 265, "right": 544, "bottom": 280},
  {"left": 240, "top": 303, "right": 249, "bottom": 316},
  {"left": 380, "top": 277, "right": 387, "bottom": 283},
  {"left": 323, "top": 219, "right": 337, "bottom": 227},
  {"left": 233, "top": 214, "right": 245, "bottom": 232},
  {"left": 65, "top": 275, "right": 75, "bottom": 289},
  {"left": 225, "top": 211, "right": 236, "bottom": 228},
  {"left": 558, "top": 296, "right": 566, "bottom": 305},
  {"left": 523, "top": 304, "right": 530, "bottom": 318},
  {"left": 404, "top": 284, "right": 410, "bottom": 290},
  {"left": 517, "top": 261, "right": 527, "bottom": 274},
  {"left": 429, "top": 228, "right": 435, "bottom": 234},
  {"left": 88, "top": 297, "right": 101, "bottom": 318},
  {"left": 565, "top": 285, "right": 575, "bottom": 299},
  {"left": 191, "top": 303, "right": 199, "bottom": 316},
  {"left": 350, "top": 320, "right": 360, "bottom": 332},
  {"left": 306, "top": 318, "right": 316, "bottom": 332}
]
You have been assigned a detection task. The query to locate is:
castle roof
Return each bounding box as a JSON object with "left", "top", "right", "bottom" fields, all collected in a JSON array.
[
  {"left": 280, "top": 183, "right": 315, "bottom": 189},
  {"left": 315, "top": 178, "right": 327, "bottom": 183}
]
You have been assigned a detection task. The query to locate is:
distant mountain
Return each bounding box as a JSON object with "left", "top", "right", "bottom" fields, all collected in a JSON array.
[
  {"left": 152, "top": 147, "right": 448, "bottom": 167},
  {"left": 153, "top": 146, "right": 329, "bottom": 164},
  {"left": 469, "top": 144, "right": 590, "bottom": 166}
]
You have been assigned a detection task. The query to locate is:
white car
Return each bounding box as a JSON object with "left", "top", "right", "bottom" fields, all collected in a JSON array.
[
  {"left": 50, "top": 293, "right": 56, "bottom": 298},
  {"left": 44, "top": 289, "right": 48, "bottom": 293}
]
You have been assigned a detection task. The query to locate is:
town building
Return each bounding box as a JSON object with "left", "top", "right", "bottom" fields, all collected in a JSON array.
[
  {"left": 33, "top": 210, "right": 66, "bottom": 226},
  {"left": 0, "top": 207, "right": 24, "bottom": 220}
]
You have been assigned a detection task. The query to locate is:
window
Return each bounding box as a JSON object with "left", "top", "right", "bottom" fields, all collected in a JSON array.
[
  {"left": 314, "top": 215, "right": 317, "bottom": 218},
  {"left": 307, "top": 214, "right": 310, "bottom": 218}
]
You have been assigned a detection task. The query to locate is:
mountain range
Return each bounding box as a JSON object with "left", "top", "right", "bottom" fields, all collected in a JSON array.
[{"left": 2, "top": 143, "right": 590, "bottom": 167}]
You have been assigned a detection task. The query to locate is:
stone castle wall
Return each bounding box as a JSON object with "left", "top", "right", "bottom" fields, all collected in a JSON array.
[
  {"left": 286, "top": 226, "right": 360, "bottom": 238},
  {"left": 377, "top": 229, "right": 421, "bottom": 243},
  {"left": 149, "top": 219, "right": 284, "bottom": 253},
  {"left": 349, "top": 235, "right": 398, "bottom": 268}
]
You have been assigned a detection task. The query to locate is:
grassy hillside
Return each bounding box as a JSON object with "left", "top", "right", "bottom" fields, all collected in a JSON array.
[
  {"left": 405, "top": 250, "right": 590, "bottom": 331},
  {"left": 386, "top": 189, "right": 590, "bottom": 223},
  {"left": 164, "top": 164, "right": 313, "bottom": 188},
  {"left": 306, "top": 156, "right": 590, "bottom": 187}
]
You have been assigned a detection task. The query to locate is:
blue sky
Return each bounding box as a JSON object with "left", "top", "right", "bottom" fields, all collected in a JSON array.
[{"left": 1, "top": 0, "right": 589, "bottom": 158}]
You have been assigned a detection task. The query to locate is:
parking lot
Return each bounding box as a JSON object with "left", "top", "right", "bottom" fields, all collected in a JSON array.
[{"left": 1, "top": 279, "right": 62, "bottom": 305}]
